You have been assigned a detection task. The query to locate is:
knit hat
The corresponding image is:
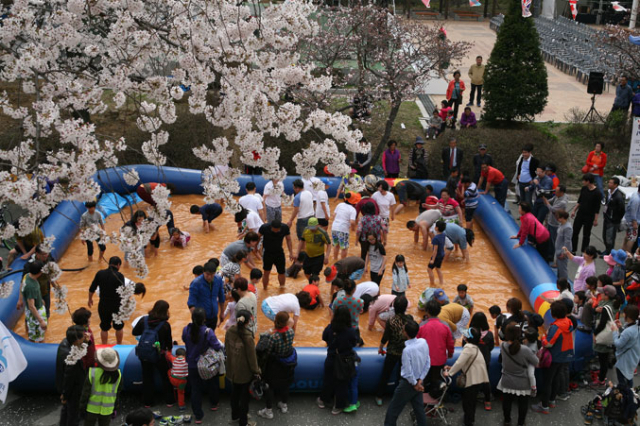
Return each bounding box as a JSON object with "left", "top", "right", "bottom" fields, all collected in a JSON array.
[{"left": 96, "top": 348, "right": 120, "bottom": 371}]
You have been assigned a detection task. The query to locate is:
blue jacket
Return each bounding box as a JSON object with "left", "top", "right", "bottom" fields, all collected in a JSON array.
[
  {"left": 614, "top": 322, "right": 640, "bottom": 381},
  {"left": 187, "top": 274, "right": 225, "bottom": 321},
  {"left": 544, "top": 317, "right": 574, "bottom": 363}
]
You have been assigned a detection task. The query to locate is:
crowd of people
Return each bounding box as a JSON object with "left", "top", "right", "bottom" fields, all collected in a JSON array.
[{"left": 6, "top": 132, "right": 635, "bottom": 426}]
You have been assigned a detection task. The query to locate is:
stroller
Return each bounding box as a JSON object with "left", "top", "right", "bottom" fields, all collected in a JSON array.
[
  {"left": 581, "top": 382, "right": 640, "bottom": 425},
  {"left": 411, "top": 370, "right": 453, "bottom": 425}
]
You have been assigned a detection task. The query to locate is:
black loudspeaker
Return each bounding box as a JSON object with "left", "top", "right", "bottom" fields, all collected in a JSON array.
[{"left": 587, "top": 72, "right": 604, "bottom": 95}]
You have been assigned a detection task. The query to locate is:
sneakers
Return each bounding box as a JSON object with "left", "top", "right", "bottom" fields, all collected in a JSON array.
[
  {"left": 590, "top": 379, "right": 606, "bottom": 388},
  {"left": 316, "top": 397, "right": 325, "bottom": 409},
  {"left": 375, "top": 397, "right": 383, "bottom": 406},
  {"left": 531, "top": 402, "right": 549, "bottom": 414},
  {"left": 343, "top": 404, "right": 358, "bottom": 413},
  {"left": 277, "top": 402, "right": 288, "bottom": 413},
  {"left": 477, "top": 103, "right": 481, "bottom": 107},
  {"left": 159, "top": 416, "right": 186, "bottom": 426},
  {"left": 584, "top": 410, "right": 594, "bottom": 425},
  {"left": 466, "top": 102, "right": 473, "bottom": 107},
  {"left": 549, "top": 400, "right": 557, "bottom": 408},
  {"left": 179, "top": 406, "right": 186, "bottom": 412},
  {"left": 258, "top": 408, "right": 274, "bottom": 419},
  {"left": 331, "top": 407, "right": 342, "bottom": 415},
  {"left": 557, "top": 393, "right": 570, "bottom": 401},
  {"left": 484, "top": 401, "right": 492, "bottom": 411}
]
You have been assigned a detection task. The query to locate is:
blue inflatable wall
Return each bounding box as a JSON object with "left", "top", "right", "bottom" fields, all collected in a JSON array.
[{"left": 4, "top": 165, "right": 590, "bottom": 393}]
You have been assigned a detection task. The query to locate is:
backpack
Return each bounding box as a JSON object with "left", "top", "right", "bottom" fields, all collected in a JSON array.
[
  {"left": 135, "top": 317, "right": 166, "bottom": 363},
  {"left": 537, "top": 347, "right": 552, "bottom": 369}
]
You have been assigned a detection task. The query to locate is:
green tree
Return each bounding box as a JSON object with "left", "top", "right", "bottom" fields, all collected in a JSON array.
[{"left": 483, "top": 0, "right": 548, "bottom": 122}]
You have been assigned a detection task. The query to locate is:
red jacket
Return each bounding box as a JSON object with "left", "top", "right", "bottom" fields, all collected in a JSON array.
[
  {"left": 446, "top": 80, "right": 466, "bottom": 101},
  {"left": 517, "top": 212, "right": 549, "bottom": 246},
  {"left": 586, "top": 151, "right": 607, "bottom": 177},
  {"left": 417, "top": 317, "right": 454, "bottom": 366}
]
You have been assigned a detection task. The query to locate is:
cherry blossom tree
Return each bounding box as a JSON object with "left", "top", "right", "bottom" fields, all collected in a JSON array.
[
  {"left": 0, "top": 0, "right": 367, "bottom": 284},
  {"left": 597, "top": 26, "right": 640, "bottom": 81},
  {"left": 304, "top": 5, "right": 471, "bottom": 166}
]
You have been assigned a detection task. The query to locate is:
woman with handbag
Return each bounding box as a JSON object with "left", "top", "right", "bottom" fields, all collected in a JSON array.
[
  {"left": 592, "top": 285, "right": 618, "bottom": 387},
  {"left": 132, "top": 300, "right": 175, "bottom": 408},
  {"left": 226, "top": 310, "right": 261, "bottom": 426},
  {"left": 613, "top": 305, "right": 640, "bottom": 388},
  {"left": 317, "top": 305, "right": 358, "bottom": 415},
  {"left": 497, "top": 324, "right": 539, "bottom": 426},
  {"left": 182, "top": 307, "right": 223, "bottom": 424},
  {"left": 258, "top": 311, "right": 296, "bottom": 420},
  {"left": 532, "top": 301, "right": 575, "bottom": 414},
  {"left": 444, "top": 327, "right": 489, "bottom": 426}
]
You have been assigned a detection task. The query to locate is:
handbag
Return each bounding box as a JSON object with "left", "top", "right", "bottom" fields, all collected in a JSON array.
[
  {"left": 334, "top": 349, "right": 360, "bottom": 381},
  {"left": 197, "top": 329, "right": 226, "bottom": 380},
  {"left": 455, "top": 347, "right": 479, "bottom": 388},
  {"left": 537, "top": 347, "right": 552, "bottom": 369},
  {"left": 595, "top": 305, "right": 615, "bottom": 346}
]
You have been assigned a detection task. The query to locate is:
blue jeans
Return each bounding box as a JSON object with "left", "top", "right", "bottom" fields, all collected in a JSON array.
[
  {"left": 188, "top": 367, "right": 220, "bottom": 421},
  {"left": 594, "top": 175, "right": 604, "bottom": 200},
  {"left": 384, "top": 379, "right": 427, "bottom": 426},
  {"left": 348, "top": 367, "right": 359, "bottom": 405}
]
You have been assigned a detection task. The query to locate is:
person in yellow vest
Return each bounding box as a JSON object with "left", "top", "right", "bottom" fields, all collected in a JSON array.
[{"left": 80, "top": 347, "right": 122, "bottom": 426}]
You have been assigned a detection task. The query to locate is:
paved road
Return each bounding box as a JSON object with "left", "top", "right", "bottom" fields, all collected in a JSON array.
[{"left": 0, "top": 193, "right": 626, "bottom": 425}]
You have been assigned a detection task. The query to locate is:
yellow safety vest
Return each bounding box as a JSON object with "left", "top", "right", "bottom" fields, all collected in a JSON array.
[{"left": 87, "top": 367, "right": 121, "bottom": 416}]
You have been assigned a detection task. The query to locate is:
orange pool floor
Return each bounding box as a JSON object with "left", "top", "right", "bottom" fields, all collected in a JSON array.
[{"left": 15, "top": 194, "right": 530, "bottom": 346}]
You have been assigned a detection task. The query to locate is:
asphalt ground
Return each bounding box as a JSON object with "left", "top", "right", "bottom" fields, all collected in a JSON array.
[{"left": 0, "top": 193, "right": 632, "bottom": 426}]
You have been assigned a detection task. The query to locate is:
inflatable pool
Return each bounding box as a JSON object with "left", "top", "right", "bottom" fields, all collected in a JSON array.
[{"left": 2, "top": 165, "right": 593, "bottom": 393}]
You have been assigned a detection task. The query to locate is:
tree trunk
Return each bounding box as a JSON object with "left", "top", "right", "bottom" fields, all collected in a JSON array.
[
  {"left": 484, "top": 0, "right": 489, "bottom": 17},
  {"left": 491, "top": 0, "right": 497, "bottom": 18},
  {"left": 371, "top": 101, "right": 401, "bottom": 168},
  {"left": 445, "top": 0, "right": 449, "bottom": 19}
]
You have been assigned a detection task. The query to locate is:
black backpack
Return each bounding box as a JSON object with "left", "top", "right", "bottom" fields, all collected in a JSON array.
[{"left": 135, "top": 317, "right": 166, "bottom": 363}]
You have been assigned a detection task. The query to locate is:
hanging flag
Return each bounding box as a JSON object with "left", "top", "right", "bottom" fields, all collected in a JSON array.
[
  {"left": 569, "top": 0, "right": 578, "bottom": 19},
  {"left": 0, "top": 322, "right": 27, "bottom": 403},
  {"left": 422, "top": 0, "right": 431, "bottom": 8},
  {"left": 611, "top": 1, "right": 627, "bottom": 11},
  {"left": 522, "top": 0, "right": 532, "bottom": 17},
  {"left": 469, "top": 0, "right": 482, "bottom": 6}
]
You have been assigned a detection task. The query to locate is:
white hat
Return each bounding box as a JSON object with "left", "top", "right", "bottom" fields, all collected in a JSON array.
[{"left": 96, "top": 347, "right": 120, "bottom": 371}]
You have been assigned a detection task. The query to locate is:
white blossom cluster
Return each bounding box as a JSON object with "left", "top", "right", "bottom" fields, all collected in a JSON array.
[
  {"left": 112, "top": 282, "right": 136, "bottom": 325},
  {"left": 64, "top": 342, "right": 88, "bottom": 366},
  {"left": 0, "top": 281, "right": 14, "bottom": 299},
  {"left": 0, "top": 0, "right": 372, "bottom": 279},
  {"left": 52, "top": 284, "right": 69, "bottom": 315},
  {"left": 42, "top": 261, "right": 62, "bottom": 282}
]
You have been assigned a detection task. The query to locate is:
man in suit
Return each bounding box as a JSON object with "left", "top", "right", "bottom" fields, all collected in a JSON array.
[
  {"left": 516, "top": 143, "right": 539, "bottom": 205},
  {"left": 441, "top": 137, "right": 463, "bottom": 180}
]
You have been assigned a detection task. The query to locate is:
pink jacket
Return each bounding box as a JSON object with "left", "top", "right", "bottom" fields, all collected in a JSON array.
[
  {"left": 517, "top": 212, "right": 549, "bottom": 246},
  {"left": 417, "top": 317, "right": 454, "bottom": 366}
]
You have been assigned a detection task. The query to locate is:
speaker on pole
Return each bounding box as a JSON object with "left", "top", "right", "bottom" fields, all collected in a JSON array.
[{"left": 587, "top": 72, "right": 604, "bottom": 95}]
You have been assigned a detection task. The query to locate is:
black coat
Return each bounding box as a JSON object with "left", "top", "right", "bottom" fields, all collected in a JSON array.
[{"left": 603, "top": 189, "right": 626, "bottom": 224}]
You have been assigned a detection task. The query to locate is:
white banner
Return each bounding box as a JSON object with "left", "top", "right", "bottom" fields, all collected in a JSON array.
[
  {"left": 627, "top": 117, "right": 640, "bottom": 178},
  {"left": 0, "top": 321, "right": 27, "bottom": 403}
]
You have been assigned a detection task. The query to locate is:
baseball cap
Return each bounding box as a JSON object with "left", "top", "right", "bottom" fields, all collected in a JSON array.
[
  {"left": 434, "top": 289, "right": 449, "bottom": 303},
  {"left": 307, "top": 217, "right": 319, "bottom": 229},
  {"left": 324, "top": 265, "right": 338, "bottom": 282},
  {"left": 479, "top": 144, "right": 487, "bottom": 150},
  {"left": 345, "top": 192, "right": 362, "bottom": 205}
]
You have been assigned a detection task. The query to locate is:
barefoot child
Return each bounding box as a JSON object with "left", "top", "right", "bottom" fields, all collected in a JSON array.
[
  {"left": 80, "top": 201, "right": 106, "bottom": 261},
  {"left": 391, "top": 255, "right": 410, "bottom": 297},
  {"left": 169, "top": 228, "right": 191, "bottom": 248},
  {"left": 165, "top": 348, "right": 188, "bottom": 411},
  {"left": 428, "top": 221, "right": 446, "bottom": 286},
  {"left": 453, "top": 283, "right": 474, "bottom": 315},
  {"left": 183, "top": 265, "right": 203, "bottom": 291}
]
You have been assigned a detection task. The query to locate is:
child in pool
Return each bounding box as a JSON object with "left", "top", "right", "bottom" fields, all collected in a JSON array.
[
  {"left": 222, "top": 290, "right": 241, "bottom": 330},
  {"left": 221, "top": 250, "right": 247, "bottom": 291},
  {"left": 170, "top": 227, "right": 191, "bottom": 248},
  {"left": 453, "top": 283, "right": 474, "bottom": 315},
  {"left": 248, "top": 268, "right": 261, "bottom": 295},
  {"left": 391, "top": 254, "right": 410, "bottom": 297},
  {"left": 183, "top": 265, "right": 203, "bottom": 291}
]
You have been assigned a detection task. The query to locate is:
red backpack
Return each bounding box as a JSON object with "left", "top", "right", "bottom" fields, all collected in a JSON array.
[{"left": 537, "top": 347, "right": 552, "bottom": 369}]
